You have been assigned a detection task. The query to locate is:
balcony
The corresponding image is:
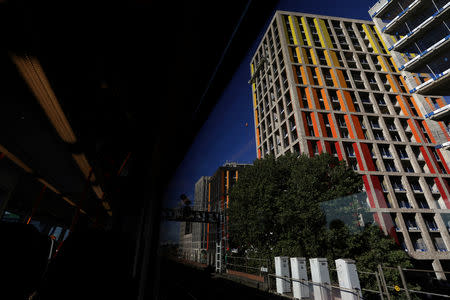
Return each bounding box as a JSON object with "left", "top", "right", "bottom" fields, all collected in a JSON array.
[
  {"left": 390, "top": 2, "right": 450, "bottom": 53},
  {"left": 382, "top": 0, "right": 423, "bottom": 34}
]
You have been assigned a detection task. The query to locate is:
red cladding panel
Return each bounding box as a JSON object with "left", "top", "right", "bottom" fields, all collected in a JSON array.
[{"left": 352, "top": 143, "right": 365, "bottom": 171}]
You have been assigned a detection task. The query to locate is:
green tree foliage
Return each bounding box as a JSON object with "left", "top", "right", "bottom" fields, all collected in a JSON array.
[
  {"left": 228, "top": 153, "right": 361, "bottom": 258},
  {"left": 228, "top": 153, "right": 416, "bottom": 298}
]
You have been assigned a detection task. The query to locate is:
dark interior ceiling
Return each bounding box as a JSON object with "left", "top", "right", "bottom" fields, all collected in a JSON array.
[{"left": 0, "top": 0, "right": 278, "bottom": 297}]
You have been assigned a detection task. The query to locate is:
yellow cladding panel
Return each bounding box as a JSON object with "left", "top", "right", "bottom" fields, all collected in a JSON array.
[
  {"left": 373, "top": 26, "right": 390, "bottom": 54},
  {"left": 390, "top": 57, "right": 399, "bottom": 72},
  {"left": 314, "top": 18, "right": 333, "bottom": 48},
  {"left": 362, "top": 24, "right": 382, "bottom": 54},
  {"left": 377, "top": 56, "right": 391, "bottom": 72},
  {"left": 324, "top": 50, "right": 340, "bottom": 67},
  {"left": 295, "top": 48, "right": 303, "bottom": 63},
  {"left": 310, "top": 49, "right": 318, "bottom": 65},
  {"left": 292, "top": 16, "right": 304, "bottom": 46},
  {"left": 281, "top": 15, "right": 291, "bottom": 44},
  {"left": 288, "top": 16, "right": 299, "bottom": 45},
  {"left": 253, "top": 92, "right": 257, "bottom": 107},
  {"left": 251, "top": 63, "right": 255, "bottom": 75},
  {"left": 301, "top": 17, "right": 313, "bottom": 46}
]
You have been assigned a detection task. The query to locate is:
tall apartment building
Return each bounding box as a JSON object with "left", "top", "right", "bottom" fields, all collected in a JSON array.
[
  {"left": 369, "top": 0, "right": 450, "bottom": 148},
  {"left": 191, "top": 176, "right": 210, "bottom": 263},
  {"left": 250, "top": 11, "right": 450, "bottom": 277},
  {"left": 179, "top": 220, "right": 193, "bottom": 260},
  {"left": 206, "top": 162, "right": 249, "bottom": 267}
]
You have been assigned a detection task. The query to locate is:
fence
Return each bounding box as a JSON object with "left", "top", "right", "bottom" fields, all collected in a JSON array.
[
  {"left": 234, "top": 256, "right": 450, "bottom": 300},
  {"left": 225, "top": 255, "right": 270, "bottom": 280}
]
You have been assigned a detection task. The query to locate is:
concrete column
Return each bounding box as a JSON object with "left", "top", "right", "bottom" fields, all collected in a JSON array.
[
  {"left": 336, "top": 259, "right": 362, "bottom": 300},
  {"left": 275, "top": 256, "right": 291, "bottom": 294},
  {"left": 432, "top": 259, "right": 447, "bottom": 281},
  {"left": 290, "top": 257, "right": 309, "bottom": 299},
  {"left": 310, "top": 258, "right": 331, "bottom": 300}
]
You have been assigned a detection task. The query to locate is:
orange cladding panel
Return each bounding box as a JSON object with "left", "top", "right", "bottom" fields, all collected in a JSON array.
[
  {"left": 344, "top": 115, "right": 355, "bottom": 139},
  {"left": 328, "top": 114, "right": 339, "bottom": 138},
  {"left": 407, "top": 119, "right": 422, "bottom": 143}
]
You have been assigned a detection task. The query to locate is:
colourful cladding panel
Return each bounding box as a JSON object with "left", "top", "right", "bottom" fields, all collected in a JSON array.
[
  {"left": 251, "top": 63, "right": 255, "bottom": 75},
  {"left": 324, "top": 50, "right": 340, "bottom": 67},
  {"left": 256, "top": 128, "right": 261, "bottom": 146},
  {"left": 362, "top": 175, "right": 376, "bottom": 207},
  {"left": 288, "top": 15, "right": 300, "bottom": 45},
  {"left": 306, "top": 87, "right": 320, "bottom": 109},
  {"left": 254, "top": 110, "right": 259, "bottom": 125},
  {"left": 439, "top": 122, "right": 450, "bottom": 140},
  {"left": 377, "top": 56, "right": 391, "bottom": 72},
  {"left": 300, "top": 17, "right": 313, "bottom": 46},
  {"left": 335, "top": 70, "right": 348, "bottom": 88},
  {"left": 321, "top": 89, "right": 331, "bottom": 110},
  {"left": 281, "top": 16, "right": 290, "bottom": 44},
  {"left": 428, "top": 147, "right": 443, "bottom": 174},
  {"left": 422, "top": 121, "right": 436, "bottom": 144},
  {"left": 435, "top": 178, "right": 450, "bottom": 208},
  {"left": 300, "top": 48, "right": 309, "bottom": 64},
  {"left": 315, "top": 68, "right": 323, "bottom": 86},
  {"left": 386, "top": 75, "right": 400, "bottom": 93},
  {"left": 324, "top": 141, "right": 332, "bottom": 154},
  {"left": 370, "top": 175, "right": 388, "bottom": 208},
  {"left": 307, "top": 140, "right": 314, "bottom": 157},
  {"left": 328, "top": 114, "right": 339, "bottom": 138},
  {"left": 408, "top": 96, "right": 423, "bottom": 117},
  {"left": 373, "top": 26, "right": 390, "bottom": 54},
  {"left": 288, "top": 15, "right": 304, "bottom": 46},
  {"left": 352, "top": 143, "right": 365, "bottom": 171},
  {"left": 407, "top": 119, "right": 422, "bottom": 143},
  {"left": 396, "top": 95, "right": 410, "bottom": 116},
  {"left": 300, "top": 66, "right": 309, "bottom": 85},
  {"left": 345, "top": 115, "right": 355, "bottom": 139},
  {"left": 437, "top": 98, "right": 446, "bottom": 108},
  {"left": 258, "top": 148, "right": 261, "bottom": 159},
  {"left": 351, "top": 115, "right": 365, "bottom": 139},
  {"left": 335, "top": 141, "right": 343, "bottom": 160},
  {"left": 314, "top": 18, "right": 333, "bottom": 48},
  {"left": 360, "top": 143, "right": 376, "bottom": 171},
  {"left": 311, "top": 113, "right": 320, "bottom": 137},
  {"left": 390, "top": 57, "right": 399, "bottom": 72},
  {"left": 398, "top": 76, "right": 410, "bottom": 94},
  {"left": 317, "top": 141, "right": 323, "bottom": 154},
  {"left": 301, "top": 112, "right": 311, "bottom": 136},
  {"left": 295, "top": 48, "right": 303, "bottom": 63},
  {"left": 338, "top": 90, "right": 356, "bottom": 112},
  {"left": 317, "top": 113, "right": 328, "bottom": 138},
  {"left": 362, "top": 24, "right": 382, "bottom": 54},
  {"left": 296, "top": 87, "right": 305, "bottom": 108},
  {"left": 420, "top": 147, "right": 436, "bottom": 173},
  {"left": 309, "top": 49, "right": 318, "bottom": 65}
]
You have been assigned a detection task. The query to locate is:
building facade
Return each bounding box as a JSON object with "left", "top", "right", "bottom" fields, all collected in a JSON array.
[
  {"left": 369, "top": 0, "right": 450, "bottom": 148},
  {"left": 206, "top": 162, "right": 249, "bottom": 267},
  {"left": 191, "top": 176, "right": 210, "bottom": 263},
  {"left": 178, "top": 221, "right": 193, "bottom": 260},
  {"left": 250, "top": 11, "right": 450, "bottom": 277}
]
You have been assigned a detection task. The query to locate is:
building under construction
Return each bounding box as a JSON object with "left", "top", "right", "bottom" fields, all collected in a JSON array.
[
  {"left": 250, "top": 10, "right": 450, "bottom": 277},
  {"left": 369, "top": 0, "right": 450, "bottom": 149}
]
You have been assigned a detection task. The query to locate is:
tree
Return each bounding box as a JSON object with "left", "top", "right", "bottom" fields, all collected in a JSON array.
[
  {"left": 228, "top": 153, "right": 416, "bottom": 299},
  {"left": 228, "top": 153, "right": 361, "bottom": 259}
]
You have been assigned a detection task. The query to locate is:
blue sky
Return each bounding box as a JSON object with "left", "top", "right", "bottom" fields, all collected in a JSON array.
[{"left": 159, "top": 0, "right": 374, "bottom": 244}]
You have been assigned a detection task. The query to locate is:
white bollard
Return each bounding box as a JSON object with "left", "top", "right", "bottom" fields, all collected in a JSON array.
[
  {"left": 310, "top": 258, "right": 331, "bottom": 300},
  {"left": 275, "top": 256, "right": 291, "bottom": 294},
  {"left": 336, "top": 259, "right": 362, "bottom": 300},
  {"left": 290, "top": 257, "right": 309, "bottom": 299}
]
